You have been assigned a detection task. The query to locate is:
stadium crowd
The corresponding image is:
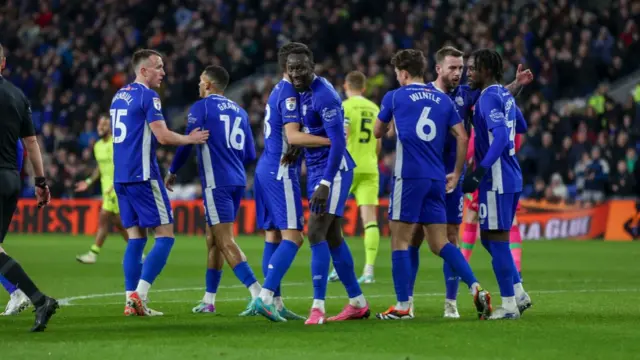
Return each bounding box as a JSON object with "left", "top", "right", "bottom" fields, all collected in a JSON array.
[{"left": 1, "top": 0, "right": 639, "bottom": 204}]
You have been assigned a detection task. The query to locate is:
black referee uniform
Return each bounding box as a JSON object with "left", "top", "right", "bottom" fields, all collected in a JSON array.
[
  {"left": 0, "top": 74, "right": 34, "bottom": 242},
  {"left": 0, "top": 72, "right": 59, "bottom": 332}
]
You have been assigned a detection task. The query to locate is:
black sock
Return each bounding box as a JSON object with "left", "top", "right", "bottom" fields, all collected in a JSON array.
[{"left": 0, "top": 253, "right": 45, "bottom": 307}]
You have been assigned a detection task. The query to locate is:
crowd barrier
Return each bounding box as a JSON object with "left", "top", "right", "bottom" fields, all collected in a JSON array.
[{"left": 7, "top": 198, "right": 638, "bottom": 241}]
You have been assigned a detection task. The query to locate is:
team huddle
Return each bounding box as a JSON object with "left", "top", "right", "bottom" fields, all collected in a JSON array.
[{"left": 2, "top": 42, "right": 535, "bottom": 326}]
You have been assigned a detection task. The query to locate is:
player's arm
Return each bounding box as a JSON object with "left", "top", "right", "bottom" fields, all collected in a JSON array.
[
  {"left": 446, "top": 103, "right": 468, "bottom": 192},
  {"left": 462, "top": 94, "right": 509, "bottom": 193},
  {"left": 243, "top": 113, "right": 257, "bottom": 164},
  {"left": 75, "top": 166, "right": 100, "bottom": 192},
  {"left": 320, "top": 103, "right": 347, "bottom": 184},
  {"left": 145, "top": 92, "right": 208, "bottom": 146},
  {"left": 19, "top": 95, "right": 49, "bottom": 206},
  {"left": 505, "top": 64, "right": 534, "bottom": 97},
  {"left": 168, "top": 105, "right": 203, "bottom": 175},
  {"left": 284, "top": 122, "right": 331, "bottom": 147},
  {"left": 515, "top": 106, "right": 527, "bottom": 134},
  {"left": 374, "top": 91, "right": 394, "bottom": 139}
]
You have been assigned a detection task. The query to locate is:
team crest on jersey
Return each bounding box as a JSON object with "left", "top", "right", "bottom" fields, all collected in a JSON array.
[
  {"left": 153, "top": 97, "right": 162, "bottom": 110},
  {"left": 285, "top": 97, "right": 297, "bottom": 111},
  {"left": 455, "top": 96, "right": 464, "bottom": 107}
]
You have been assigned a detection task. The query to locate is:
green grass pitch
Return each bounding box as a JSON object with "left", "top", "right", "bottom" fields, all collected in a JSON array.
[{"left": 0, "top": 234, "right": 639, "bottom": 359}]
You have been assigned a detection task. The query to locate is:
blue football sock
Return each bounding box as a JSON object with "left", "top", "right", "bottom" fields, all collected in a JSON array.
[
  {"left": 512, "top": 257, "right": 522, "bottom": 285},
  {"left": 263, "top": 240, "right": 298, "bottom": 292},
  {"left": 439, "top": 243, "right": 478, "bottom": 288},
  {"left": 232, "top": 261, "right": 258, "bottom": 288},
  {"left": 262, "top": 242, "right": 281, "bottom": 296},
  {"left": 392, "top": 250, "right": 411, "bottom": 302},
  {"left": 0, "top": 275, "right": 17, "bottom": 295},
  {"left": 443, "top": 260, "right": 459, "bottom": 301},
  {"left": 206, "top": 268, "right": 223, "bottom": 294},
  {"left": 330, "top": 240, "right": 362, "bottom": 298},
  {"left": 310, "top": 241, "right": 330, "bottom": 300},
  {"left": 408, "top": 245, "right": 420, "bottom": 297},
  {"left": 489, "top": 240, "right": 516, "bottom": 297},
  {"left": 140, "top": 237, "right": 175, "bottom": 285},
  {"left": 123, "top": 237, "right": 147, "bottom": 291},
  {"left": 481, "top": 238, "right": 492, "bottom": 255}
]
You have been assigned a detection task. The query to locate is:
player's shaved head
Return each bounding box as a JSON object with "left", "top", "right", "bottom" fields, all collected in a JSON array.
[
  {"left": 345, "top": 71, "right": 366, "bottom": 91},
  {"left": 435, "top": 46, "right": 464, "bottom": 64},
  {"left": 278, "top": 42, "right": 308, "bottom": 72},
  {"left": 472, "top": 49, "right": 504, "bottom": 84},
  {"left": 132, "top": 49, "right": 162, "bottom": 72},
  {"left": 391, "top": 49, "right": 427, "bottom": 78},
  {"left": 203, "top": 65, "right": 230, "bottom": 91}
]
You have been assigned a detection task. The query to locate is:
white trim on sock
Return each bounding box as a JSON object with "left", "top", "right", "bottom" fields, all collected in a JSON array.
[
  {"left": 363, "top": 264, "right": 374, "bottom": 276},
  {"left": 312, "top": 299, "right": 325, "bottom": 313},
  {"left": 203, "top": 292, "right": 216, "bottom": 304},
  {"left": 274, "top": 296, "right": 284, "bottom": 311},
  {"left": 502, "top": 296, "right": 517, "bottom": 312},
  {"left": 395, "top": 301, "right": 410, "bottom": 311},
  {"left": 514, "top": 283, "right": 525, "bottom": 298},
  {"left": 248, "top": 282, "right": 261, "bottom": 299},
  {"left": 349, "top": 294, "right": 367, "bottom": 308},
  {"left": 136, "top": 280, "right": 151, "bottom": 300},
  {"left": 126, "top": 291, "right": 134, "bottom": 301},
  {"left": 259, "top": 288, "right": 275, "bottom": 305}
]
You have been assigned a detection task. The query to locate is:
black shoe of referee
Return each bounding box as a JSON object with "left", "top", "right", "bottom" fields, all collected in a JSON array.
[{"left": 30, "top": 296, "right": 59, "bottom": 332}]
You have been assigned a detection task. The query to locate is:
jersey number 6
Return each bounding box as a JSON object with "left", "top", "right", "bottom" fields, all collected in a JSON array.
[{"left": 416, "top": 106, "right": 436, "bottom": 142}]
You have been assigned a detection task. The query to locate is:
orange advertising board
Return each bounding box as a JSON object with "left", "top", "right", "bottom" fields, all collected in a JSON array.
[
  {"left": 604, "top": 200, "right": 640, "bottom": 241},
  {"left": 515, "top": 200, "right": 609, "bottom": 240}
]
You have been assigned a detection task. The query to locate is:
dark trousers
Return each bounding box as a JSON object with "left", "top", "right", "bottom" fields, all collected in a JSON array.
[{"left": 0, "top": 169, "right": 20, "bottom": 243}]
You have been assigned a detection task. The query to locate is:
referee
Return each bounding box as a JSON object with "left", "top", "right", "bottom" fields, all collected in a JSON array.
[{"left": 0, "top": 43, "right": 59, "bottom": 332}]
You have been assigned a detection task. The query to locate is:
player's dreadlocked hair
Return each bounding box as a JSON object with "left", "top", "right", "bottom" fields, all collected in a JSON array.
[
  {"left": 278, "top": 42, "right": 310, "bottom": 71},
  {"left": 472, "top": 49, "right": 504, "bottom": 83}
]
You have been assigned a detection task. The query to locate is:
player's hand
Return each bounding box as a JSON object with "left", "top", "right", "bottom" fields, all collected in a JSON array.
[
  {"left": 165, "top": 172, "right": 177, "bottom": 192},
  {"left": 35, "top": 177, "right": 51, "bottom": 209},
  {"left": 188, "top": 127, "right": 209, "bottom": 144},
  {"left": 462, "top": 167, "right": 487, "bottom": 194},
  {"left": 515, "top": 64, "right": 534, "bottom": 86},
  {"left": 74, "top": 181, "right": 89, "bottom": 192},
  {"left": 445, "top": 172, "right": 460, "bottom": 194},
  {"left": 310, "top": 184, "right": 330, "bottom": 214},
  {"left": 281, "top": 146, "right": 302, "bottom": 165}
]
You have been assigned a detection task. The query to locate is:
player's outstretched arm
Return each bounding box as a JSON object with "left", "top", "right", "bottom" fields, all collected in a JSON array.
[
  {"left": 284, "top": 122, "right": 331, "bottom": 147},
  {"left": 149, "top": 120, "right": 209, "bottom": 146},
  {"left": 505, "top": 64, "right": 534, "bottom": 97},
  {"left": 375, "top": 91, "right": 394, "bottom": 139},
  {"left": 515, "top": 106, "right": 528, "bottom": 134},
  {"left": 75, "top": 166, "right": 100, "bottom": 192}
]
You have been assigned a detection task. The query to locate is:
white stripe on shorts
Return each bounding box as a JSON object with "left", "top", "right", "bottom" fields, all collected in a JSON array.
[
  {"left": 283, "top": 178, "right": 297, "bottom": 229},
  {"left": 204, "top": 188, "right": 220, "bottom": 225},
  {"left": 487, "top": 191, "right": 499, "bottom": 230},
  {"left": 328, "top": 172, "right": 342, "bottom": 214},
  {"left": 392, "top": 178, "right": 403, "bottom": 221},
  {"left": 150, "top": 179, "right": 170, "bottom": 225}
]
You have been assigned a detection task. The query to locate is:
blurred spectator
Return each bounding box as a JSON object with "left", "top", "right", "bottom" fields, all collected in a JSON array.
[
  {"left": 547, "top": 173, "right": 569, "bottom": 203},
  {"left": 611, "top": 160, "right": 635, "bottom": 197},
  {"left": 582, "top": 147, "right": 610, "bottom": 203}
]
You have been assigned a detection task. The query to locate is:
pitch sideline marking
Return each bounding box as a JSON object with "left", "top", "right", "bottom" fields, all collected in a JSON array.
[{"left": 58, "top": 286, "right": 640, "bottom": 307}]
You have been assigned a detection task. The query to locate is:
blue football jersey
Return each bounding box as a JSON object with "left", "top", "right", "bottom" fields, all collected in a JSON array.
[
  {"left": 472, "top": 84, "right": 522, "bottom": 193},
  {"left": 427, "top": 83, "right": 479, "bottom": 175},
  {"left": 299, "top": 76, "right": 355, "bottom": 177},
  {"left": 257, "top": 79, "right": 301, "bottom": 179},
  {"left": 187, "top": 94, "right": 255, "bottom": 189},
  {"left": 378, "top": 83, "right": 461, "bottom": 180},
  {"left": 111, "top": 83, "right": 165, "bottom": 183}
]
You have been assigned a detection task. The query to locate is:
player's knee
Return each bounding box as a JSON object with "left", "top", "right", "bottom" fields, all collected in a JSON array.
[
  {"left": 155, "top": 223, "right": 174, "bottom": 238},
  {"left": 361, "top": 205, "right": 377, "bottom": 224},
  {"left": 446, "top": 225, "right": 459, "bottom": 245},
  {"left": 281, "top": 229, "right": 304, "bottom": 247},
  {"left": 265, "top": 230, "right": 282, "bottom": 244}
]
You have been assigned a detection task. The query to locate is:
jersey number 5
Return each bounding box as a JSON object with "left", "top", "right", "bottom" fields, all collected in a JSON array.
[
  {"left": 359, "top": 118, "right": 372, "bottom": 143},
  {"left": 220, "top": 115, "right": 246, "bottom": 150},
  {"left": 416, "top": 107, "right": 436, "bottom": 142},
  {"left": 109, "top": 109, "right": 127, "bottom": 144}
]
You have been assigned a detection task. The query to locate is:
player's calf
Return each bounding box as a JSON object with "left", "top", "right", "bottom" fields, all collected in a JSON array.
[{"left": 376, "top": 220, "right": 413, "bottom": 319}]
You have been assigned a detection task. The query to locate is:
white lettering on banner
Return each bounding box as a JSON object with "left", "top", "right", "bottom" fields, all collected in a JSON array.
[{"left": 519, "top": 216, "right": 592, "bottom": 240}]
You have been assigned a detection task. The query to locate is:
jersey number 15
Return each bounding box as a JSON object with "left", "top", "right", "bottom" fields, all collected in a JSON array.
[{"left": 110, "top": 109, "right": 127, "bottom": 144}]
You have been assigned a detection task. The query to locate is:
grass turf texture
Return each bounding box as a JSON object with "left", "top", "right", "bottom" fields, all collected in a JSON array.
[{"left": 0, "top": 235, "right": 638, "bottom": 360}]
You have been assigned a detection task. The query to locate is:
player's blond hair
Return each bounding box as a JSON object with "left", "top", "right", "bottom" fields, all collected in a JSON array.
[
  {"left": 435, "top": 46, "right": 464, "bottom": 64},
  {"left": 345, "top": 71, "right": 367, "bottom": 91}
]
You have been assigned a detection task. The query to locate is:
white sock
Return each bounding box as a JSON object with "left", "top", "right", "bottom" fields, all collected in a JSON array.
[
  {"left": 136, "top": 280, "right": 151, "bottom": 300},
  {"left": 349, "top": 294, "right": 367, "bottom": 308},
  {"left": 469, "top": 282, "right": 481, "bottom": 295},
  {"left": 312, "top": 299, "right": 325, "bottom": 312},
  {"left": 395, "top": 301, "right": 410, "bottom": 311},
  {"left": 445, "top": 299, "right": 457, "bottom": 307},
  {"left": 502, "top": 296, "right": 517, "bottom": 311},
  {"left": 126, "top": 291, "right": 134, "bottom": 301},
  {"left": 274, "top": 296, "right": 284, "bottom": 311},
  {"left": 248, "top": 282, "right": 261, "bottom": 299},
  {"left": 259, "top": 288, "right": 275, "bottom": 305},
  {"left": 363, "top": 264, "right": 374, "bottom": 276},
  {"left": 408, "top": 296, "right": 414, "bottom": 305},
  {"left": 513, "top": 282, "right": 525, "bottom": 298},
  {"left": 203, "top": 292, "right": 216, "bottom": 304}
]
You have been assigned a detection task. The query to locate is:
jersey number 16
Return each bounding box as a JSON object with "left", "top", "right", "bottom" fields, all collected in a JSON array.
[{"left": 220, "top": 115, "right": 246, "bottom": 150}]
